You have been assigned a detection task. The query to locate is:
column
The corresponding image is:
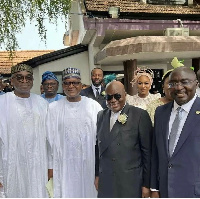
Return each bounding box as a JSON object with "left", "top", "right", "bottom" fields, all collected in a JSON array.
[{"left": 123, "top": 59, "right": 137, "bottom": 96}]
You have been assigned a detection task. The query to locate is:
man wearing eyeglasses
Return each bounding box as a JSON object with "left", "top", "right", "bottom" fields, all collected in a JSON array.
[
  {"left": 41, "top": 71, "right": 63, "bottom": 103},
  {"left": 80, "top": 68, "right": 107, "bottom": 108},
  {"left": 151, "top": 66, "right": 200, "bottom": 198},
  {"left": 0, "top": 64, "right": 49, "bottom": 197},
  {"left": 47, "top": 67, "right": 102, "bottom": 197},
  {"left": 95, "top": 81, "right": 153, "bottom": 198}
]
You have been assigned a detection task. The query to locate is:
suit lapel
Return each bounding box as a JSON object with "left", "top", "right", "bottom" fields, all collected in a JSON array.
[
  {"left": 110, "top": 104, "right": 129, "bottom": 139},
  {"left": 161, "top": 103, "right": 173, "bottom": 158},
  {"left": 99, "top": 105, "right": 129, "bottom": 155},
  {"left": 87, "top": 86, "right": 105, "bottom": 100},
  {"left": 172, "top": 98, "right": 200, "bottom": 158},
  {"left": 107, "top": 105, "right": 129, "bottom": 147},
  {"left": 99, "top": 109, "right": 111, "bottom": 155},
  {"left": 96, "top": 87, "right": 105, "bottom": 100},
  {"left": 87, "top": 87, "right": 95, "bottom": 99}
]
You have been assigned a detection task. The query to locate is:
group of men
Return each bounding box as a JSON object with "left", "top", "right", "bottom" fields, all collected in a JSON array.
[{"left": 0, "top": 63, "right": 200, "bottom": 198}]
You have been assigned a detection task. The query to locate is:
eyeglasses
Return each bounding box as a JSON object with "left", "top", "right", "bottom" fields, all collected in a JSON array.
[
  {"left": 168, "top": 80, "right": 197, "bottom": 88},
  {"left": 43, "top": 82, "right": 57, "bottom": 87},
  {"left": 106, "top": 93, "right": 121, "bottom": 101},
  {"left": 63, "top": 81, "right": 81, "bottom": 86},
  {"left": 13, "top": 75, "right": 33, "bottom": 82}
]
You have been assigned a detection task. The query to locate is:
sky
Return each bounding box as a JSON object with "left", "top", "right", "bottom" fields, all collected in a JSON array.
[{"left": 15, "top": 19, "right": 68, "bottom": 51}]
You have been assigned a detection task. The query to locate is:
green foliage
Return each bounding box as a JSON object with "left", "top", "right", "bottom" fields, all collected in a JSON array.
[{"left": 0, "top": 0, "right": 71, "bottom": 52}]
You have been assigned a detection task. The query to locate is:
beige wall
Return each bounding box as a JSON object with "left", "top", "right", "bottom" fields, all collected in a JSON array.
[
  {"left": 69, "top": 0, "right": 86, "bottom": 45},
  {"left": 31, "top": 51, "right": 90, "bottom": 94}
]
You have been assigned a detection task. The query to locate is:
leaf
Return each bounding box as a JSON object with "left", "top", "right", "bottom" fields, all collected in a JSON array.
[
  {"left": 171, "top": 57, "right": 184, "bottom": 68},
  {"left": 0, "top": 0, "right": 71, "bottom": 52}
]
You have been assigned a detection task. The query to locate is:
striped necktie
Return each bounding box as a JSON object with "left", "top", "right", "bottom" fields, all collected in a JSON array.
[{"left": 169, "top": 107, "right": 182, "bottom": 157}]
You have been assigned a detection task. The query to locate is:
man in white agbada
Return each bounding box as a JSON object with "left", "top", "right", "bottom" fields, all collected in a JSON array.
[
  {"left": 0, "top": 64, "right": 49, "bottom": 198},
  {"left": 47, "top": 67, "right": 102, "bottom": 198}
]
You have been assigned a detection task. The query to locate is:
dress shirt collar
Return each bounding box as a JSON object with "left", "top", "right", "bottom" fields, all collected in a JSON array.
[
  {"left": 92, "top": 84, "right": 101, "bottom": 90},
  {"left": 173, "top": 94, "right": 197, "bottom": 113}
]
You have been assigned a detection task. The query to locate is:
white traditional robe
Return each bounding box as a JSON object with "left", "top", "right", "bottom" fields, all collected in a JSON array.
[
  {"left": 0, "top": 92, "right": 49, "bottom": 198},
  {"left": 47, "top": 96, "right": 102, "bottom": 198}
]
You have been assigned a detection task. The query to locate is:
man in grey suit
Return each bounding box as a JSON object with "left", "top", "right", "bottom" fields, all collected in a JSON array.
[
  {"left": 151, "top": 66, "right": 200, "bottom": 198},
  {"left": 80, "top": 68, "right": 106, "bottom": 108},
  {"left": 95, "top": 81, "right": 152, "bottom": 198}
]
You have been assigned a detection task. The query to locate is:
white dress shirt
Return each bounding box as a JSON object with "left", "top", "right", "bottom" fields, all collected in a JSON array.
[
  {"left": 168, "top": 95, "right": 197, "bottom": 154},
  {"left": 110, "top": 104, "right": 126, "bottom": 131},
  {"left": 196, "top": 87, "right": 200, "bottom": 97},
  {"left": 92, "top": 84, "right": 101, "bottom": 97},
  {"left": 110, "top": 111, "right": 121, "bottom": 131}
]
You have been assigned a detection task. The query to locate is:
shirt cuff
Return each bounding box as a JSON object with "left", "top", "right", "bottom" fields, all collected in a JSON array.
[{"left": 150, "top": 188, "right": 159, "bottom": 192}]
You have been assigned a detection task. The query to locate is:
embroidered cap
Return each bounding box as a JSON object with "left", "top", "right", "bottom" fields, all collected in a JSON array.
[
  {"left": 11, "top": 64, "right": 33, "bottom": 75},
  {"left": 62, "top": 67, "right": 81, "bottom": 80},
  {"left": 42, "top": 71, "right": 58, "bottom": 84}
]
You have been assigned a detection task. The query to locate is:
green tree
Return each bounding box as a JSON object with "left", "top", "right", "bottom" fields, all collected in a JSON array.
[{"left": 0, "top": 0, "right": 71, "bottom": 52}]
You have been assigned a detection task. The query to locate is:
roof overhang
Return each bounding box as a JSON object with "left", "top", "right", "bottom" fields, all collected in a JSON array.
[
  {"left": 23, "top": 44, "right": 88, "bottom": 68},
  {"left": 84, "top": 0, "right": 200, "bottom": 20},
  {"left": 95, "top": 36, "right": 200, "bottom": 65}
]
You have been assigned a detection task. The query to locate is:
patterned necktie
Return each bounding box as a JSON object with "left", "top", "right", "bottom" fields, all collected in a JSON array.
[
  {"left": 95, "top": 88, "right": 100, "bottom": 98},
  {"left": 169, "top": 107, "right": 182, "bottom": 157}
]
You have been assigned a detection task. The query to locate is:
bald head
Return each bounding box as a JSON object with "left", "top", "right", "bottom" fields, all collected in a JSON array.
[
  {"left": 106, "top": 81, "right": 125, "bottom": 93},
  {"left": 170, "top": 67, "right": 196, "bottom": 81},
  {"left": 106, "top": 81, "right": 126, "bottom": 113}
]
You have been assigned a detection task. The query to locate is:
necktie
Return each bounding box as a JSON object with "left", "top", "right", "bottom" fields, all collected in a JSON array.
[
  {"left": 169, "top": 107, "right": 182, "bottom": 157},
  {"left": 110, "top": 112, "right": 119, "bottom": 131},
  {"left": 110, "top": 115, "right": 116, "bottom": 131},
  {"left": 95, "top": 88, "right": 100, "bottom": 98}
]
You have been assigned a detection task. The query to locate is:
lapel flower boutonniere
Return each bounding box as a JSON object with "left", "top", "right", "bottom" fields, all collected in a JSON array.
[
  {"left": 118, "top": 113, "right": 128, "bottom": 125},
  {"left": 101, "top": 91, "right": 106, "bottom": 96},
  {"left": 196, "top": 111, "right": 200, "bottom": 115}
]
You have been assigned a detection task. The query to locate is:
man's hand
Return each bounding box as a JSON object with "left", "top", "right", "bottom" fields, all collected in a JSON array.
[
  {"left": 142, "top": 187, "right": 150, "bottom": 198},
  {"left": 48, "top": 169, "right": 53, "bottom": 180},
  {"left": 151, "top": 191, "right": 159, "bottom": 198},
  {"left": 94, "top": 176, "right": 99, "bottom": 191}
]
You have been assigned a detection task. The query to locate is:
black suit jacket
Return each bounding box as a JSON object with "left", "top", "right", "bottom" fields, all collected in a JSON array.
[
  {"left": 80, "top": 86, "right": 107, "bottom": 109},
  {"left": 96, "top": 104, "right": 153, "bottom": 198},
  {"left": 151, "top": 97, "right": 200, "bottom": 197}
]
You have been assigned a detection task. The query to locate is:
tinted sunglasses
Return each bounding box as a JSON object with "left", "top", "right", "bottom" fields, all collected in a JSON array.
[{"left": 106, "top": 93, "right": 121, "bottom": 101}]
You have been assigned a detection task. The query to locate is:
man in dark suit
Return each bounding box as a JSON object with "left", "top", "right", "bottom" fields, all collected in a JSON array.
[
  {"left": 151, "top": 66, "right": 200, "bottom": 198},
  {"left": 95, "top": 81, "right": 152, "bottom": 198},
  {"left": 80, "top": 68, "right": 106, "bottom": 108}
]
